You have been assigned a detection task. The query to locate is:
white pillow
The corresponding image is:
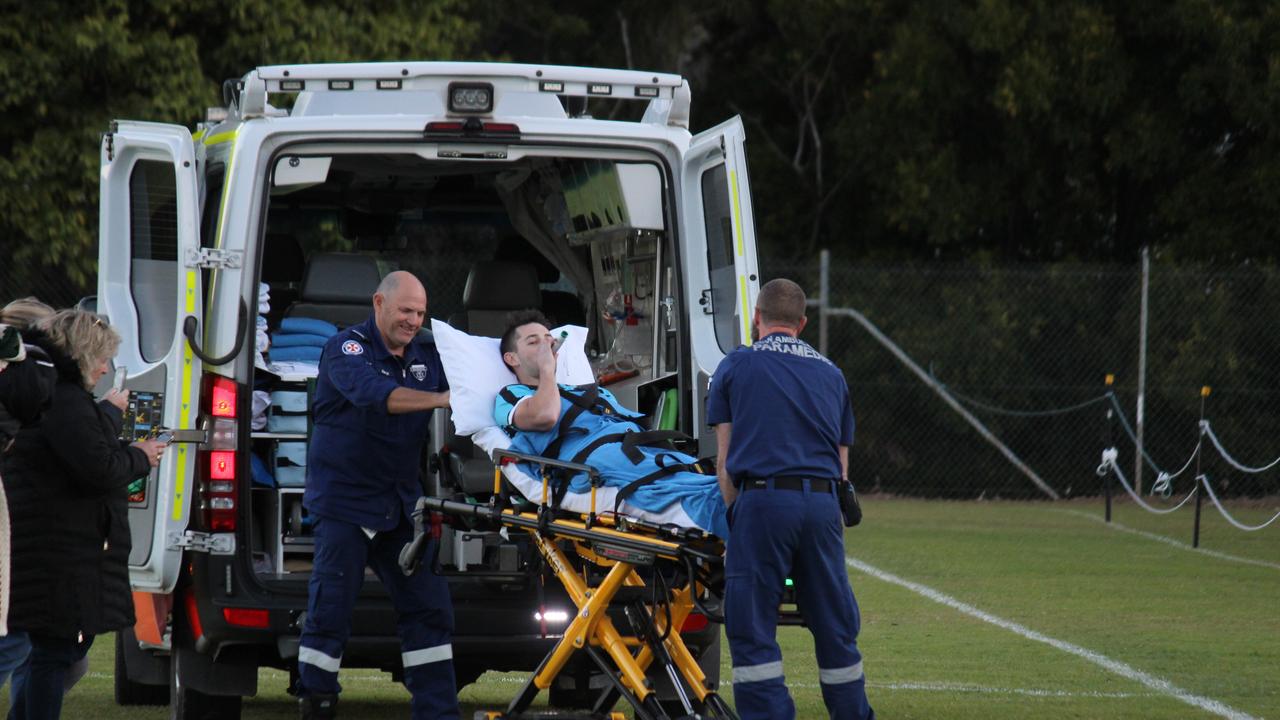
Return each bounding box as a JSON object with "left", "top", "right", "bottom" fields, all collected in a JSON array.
[{"left": 431, "top": 319, "right": 592, "bottom": 436}]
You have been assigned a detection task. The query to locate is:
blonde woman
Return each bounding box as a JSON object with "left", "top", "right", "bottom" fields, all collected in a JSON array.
[{"left": 0, "top": 310, "right": 167, "bottom": 719}]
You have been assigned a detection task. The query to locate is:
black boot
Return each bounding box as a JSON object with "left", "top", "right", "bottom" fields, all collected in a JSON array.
[{"left": 299, "top": 693, "right": 339, "bottom": 719}]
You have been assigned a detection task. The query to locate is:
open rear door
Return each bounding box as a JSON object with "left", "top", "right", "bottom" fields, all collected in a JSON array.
[
  {"left": 98, "top": 121, "right": 203, "bottom": 593},
  {"left": 681, "top": 117, "right": 761, "bottom": 431}
]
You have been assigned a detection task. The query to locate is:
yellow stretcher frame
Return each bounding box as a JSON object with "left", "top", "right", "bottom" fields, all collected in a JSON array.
[{"left": 409, "top": 448, "right": 739, "bottom": 720}]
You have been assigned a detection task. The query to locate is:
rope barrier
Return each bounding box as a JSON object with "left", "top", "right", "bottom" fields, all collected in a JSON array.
[
  {"left": 1199, "top": 421, "right": 1280, "bottom": 475},
  {"left": 1196, "top": 474, "right": 1280, "bottom": 532},
  {"left": 936, "top": 380, "right": 1111, "bottom": 418},
  {"left": 1096, "top": 449, "right": 1199, "bottom": 515}
]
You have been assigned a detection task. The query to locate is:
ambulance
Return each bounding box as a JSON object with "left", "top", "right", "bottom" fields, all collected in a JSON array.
[{"left": 98, "top": 61, "right": 760, "bottom": 717}]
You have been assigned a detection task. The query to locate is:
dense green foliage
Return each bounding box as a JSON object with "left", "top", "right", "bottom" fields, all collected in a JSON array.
[{"left": 3, "top": 0, "right": 1280, "bottom": 298}]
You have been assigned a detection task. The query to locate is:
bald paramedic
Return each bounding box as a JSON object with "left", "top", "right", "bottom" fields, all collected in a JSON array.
[
  {"left": 299, "top": 271, "right": 457, "bottom": 720},
  {"left": 706, "top": 278, "right": 874, "bottom": 720}
]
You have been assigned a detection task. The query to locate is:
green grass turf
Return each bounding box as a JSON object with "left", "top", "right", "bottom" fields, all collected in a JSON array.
[{"left": 4, "top": 497, "right": 1275, "bottom": 718}]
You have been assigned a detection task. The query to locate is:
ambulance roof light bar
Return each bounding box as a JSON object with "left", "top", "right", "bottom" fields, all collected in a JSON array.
[{"left": 235, "top": 62, "right": 692, "bottom": 127}]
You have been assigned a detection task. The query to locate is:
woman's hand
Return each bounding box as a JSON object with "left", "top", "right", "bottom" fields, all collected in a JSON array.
[
  {"left": 132, "top": 438, "right": 168, "bottom": 468},
  {"left": 103, "top": 388, "right": 129, "bottom": 412}
]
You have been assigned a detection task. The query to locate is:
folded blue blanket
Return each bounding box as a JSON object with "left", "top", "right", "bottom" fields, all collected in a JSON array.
[
  {"left": 269, "top": 345, "right": 323, "bottom": 363},
  {"left": 271, "top": 332, "right": 330, "bottom": 348},
  {"left": 279, "top": 317, "right": 339, "bottom": 338}
]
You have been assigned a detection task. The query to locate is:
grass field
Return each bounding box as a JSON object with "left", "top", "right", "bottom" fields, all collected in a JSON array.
[{"left": 3, "top": 497, "right": 1277, "bottom": 718}]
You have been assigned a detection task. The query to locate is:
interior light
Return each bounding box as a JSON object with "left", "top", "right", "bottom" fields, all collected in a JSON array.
[
  {"left": 588, "top": 83, "right": 612, "bottom": 96},
  {"left": 447, "top": 82, "right": 493, "bottom": 113},
  {"left": 539, "top": 81, "right": 564, "bottom": 93},
  {"left": 280, "top": 79, "right": 305, "bottom": 92},
  {"left": 535, "top": 610, "right": 570, "bottom": 624},
  {"left": 328, "top": 79, "right": 353, "bottom": 91}
]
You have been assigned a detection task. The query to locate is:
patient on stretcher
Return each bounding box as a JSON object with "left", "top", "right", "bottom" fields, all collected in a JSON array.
[{"left": 495, "top": 310, "right": 729, "bottom": 538}]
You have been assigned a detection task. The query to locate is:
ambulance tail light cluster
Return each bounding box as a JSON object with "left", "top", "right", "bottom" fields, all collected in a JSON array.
[{"left": 198, "top": 374, "right": 240, "bottom": 532}]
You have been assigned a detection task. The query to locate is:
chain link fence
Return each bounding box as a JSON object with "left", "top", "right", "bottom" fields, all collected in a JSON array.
[
  {"left": 0, "top": 261, "right": 93, "bottom": 312},
  {"left": 765, "top": 255, "right": 1280, "bottom": 501}
]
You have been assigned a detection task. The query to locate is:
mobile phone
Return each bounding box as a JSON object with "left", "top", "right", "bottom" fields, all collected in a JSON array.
[
  {"left": 112, "top": 366, "right": 127, "bottom": 392},
  {"left": 153, "top": 430, "right": 174, "bottom": 444}
]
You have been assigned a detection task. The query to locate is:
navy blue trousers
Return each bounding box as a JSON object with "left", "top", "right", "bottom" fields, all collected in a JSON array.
[
  {"left": 5, "top": 633, "right": 92, "bottom": 720},
  {"left": 723, "top": 481, "right": 874, "bottom": 720},
  {"left": 298, "top": 515, "right": 458, "bottom": 719}
]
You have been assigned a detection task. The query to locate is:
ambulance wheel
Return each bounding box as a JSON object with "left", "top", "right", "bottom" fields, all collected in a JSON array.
[
  {"left": 169, "top": 646, "right": 243, "bottom": 720},
  {"left": 113, "top": 632, "right": 169, "bottom": 706}
]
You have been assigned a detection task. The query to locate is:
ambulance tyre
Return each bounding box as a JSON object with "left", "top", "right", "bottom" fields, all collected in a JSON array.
[
  {"left": 114, "top": 631, "right": 169, "bottom": 706},
  {"left": 169, "top": 646, "right": 243, "bottom": 720}
]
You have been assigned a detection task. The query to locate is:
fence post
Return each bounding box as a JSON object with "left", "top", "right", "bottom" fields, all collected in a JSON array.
[
  {"left": 1104, "top": 373, "right": 1115, "bottom": 522},
  {"left": 1192, "top": 386, "right": 1209, "bottom": 548},
  {"left": 1134, "top": 246, "right": 1150, "bottom": 495},
  {"left": 818, "top": 248, "right": 830, "bottom": 356}
]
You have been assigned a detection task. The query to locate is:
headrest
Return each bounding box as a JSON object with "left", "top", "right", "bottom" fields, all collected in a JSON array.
[
  {"left": 461, "top": 261, "right": 541, "bottom": 312},
  {"left": 300, "top": 253, "right": 382, "bottom": 304}
]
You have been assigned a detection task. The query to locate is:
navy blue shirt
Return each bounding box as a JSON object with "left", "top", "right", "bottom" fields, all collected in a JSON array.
[
  {"left": 706, "top": 332, "right": 853, "bottom": 481},
  {"left": 304, "top": 315, "right": 448, "bottom": 531}
]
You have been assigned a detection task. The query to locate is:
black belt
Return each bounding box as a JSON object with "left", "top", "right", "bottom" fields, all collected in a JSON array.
[{"left": 737, "top": 477, "right": 835, "bottom": 494}]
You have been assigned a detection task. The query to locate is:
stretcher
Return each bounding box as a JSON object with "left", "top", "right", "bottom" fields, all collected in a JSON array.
[{"left": 401, "top": 447, "right": 740, "bottom": 720}]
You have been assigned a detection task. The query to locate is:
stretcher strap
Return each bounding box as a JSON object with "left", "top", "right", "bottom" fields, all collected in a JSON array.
[
  {"left": 570, "top": 429, "right": 689, "bottom": 466},
  {"left": 612, "top": 452, "right": 702, "bottom": 516}
]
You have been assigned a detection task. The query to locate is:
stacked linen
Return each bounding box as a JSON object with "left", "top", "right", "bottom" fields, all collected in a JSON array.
[
  {"left": 268, "top": 317, "right": 337, "bottom": 364},
  {"left": 254, "top": 284, "right": 271, "bottom": 371}
]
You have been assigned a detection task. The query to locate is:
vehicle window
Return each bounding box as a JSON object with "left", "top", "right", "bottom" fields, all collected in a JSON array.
[
  {"left": 700, "top": 163, "right": 739, "bottom": 353},
  {"left": 129, "top": 159, "right": 179, "bottom": 362}
]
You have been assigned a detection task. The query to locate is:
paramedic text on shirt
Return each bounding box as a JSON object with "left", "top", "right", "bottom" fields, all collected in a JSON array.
[
  {"left": 298, "top": 271, "right": 458, "bottom": 720},
  {"left": 706, "top": 278, "right": 875, "bottom": 720}
]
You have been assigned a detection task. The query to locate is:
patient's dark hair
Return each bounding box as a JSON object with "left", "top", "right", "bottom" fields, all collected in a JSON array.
[{"left": 500, "top": 309, "right": 551, "bottom": 370}]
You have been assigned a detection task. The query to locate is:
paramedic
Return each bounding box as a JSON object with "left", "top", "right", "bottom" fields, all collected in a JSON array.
[
  {"left": 706, "top": 278, "right": 874, "bottom": 720},
  {"left": 298, "top": 271, "right": 457, "bottom": 720}
]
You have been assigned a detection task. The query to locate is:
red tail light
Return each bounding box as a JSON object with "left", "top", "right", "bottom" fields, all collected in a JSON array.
[
  {"left": 199, "top": 374, "right": 239, "bottom": 532},
  {"left": 423, "top": 118, "right": 522, "bottom": 139},
  {"left": 223, "top": 608, "right": 270, "bottom": 628},
  {"left": 680, "top": 612, "right": 709, "bottom": 633}
]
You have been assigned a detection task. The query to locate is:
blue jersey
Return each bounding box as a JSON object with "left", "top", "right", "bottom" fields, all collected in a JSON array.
[
  {"left": 706, "top": 332, "right": 853, "bottom": 481},
  {"left": 494, "top": 384, "right": 728, "bottom": 535},
  {"left": 305, "top": 315, "right": 448, "bottom": 531}
]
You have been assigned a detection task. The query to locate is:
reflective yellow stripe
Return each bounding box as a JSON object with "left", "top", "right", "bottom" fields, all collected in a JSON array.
[
  {"left": 173, "top": 270, "right": 198, "bottom": 522},
  {"left": 192, "top": 129, "right": 206, "bottom": 142},
  {"left": 202, "top": 130, "right": 237, "bottom": 146},
  {"left": 729, "top": 169, "right": 752, "bottom": 344},
  {"left": 729, "top": 170, "right": 745, "bottom": 258}
]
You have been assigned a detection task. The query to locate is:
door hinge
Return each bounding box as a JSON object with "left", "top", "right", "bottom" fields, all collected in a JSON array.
[
  {"left": 184, "top": 247, "right": 243, "bottom": 270},
  {"left": 699, "top": 289, "right": 715, "bottom": 315},
  {"left": 167, "top": 530, "right": 235, "bottom": 555}
]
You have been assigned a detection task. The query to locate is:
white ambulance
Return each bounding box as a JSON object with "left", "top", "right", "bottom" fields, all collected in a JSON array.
[{"left": 98, "top": 61, "right": 760, "bottom": 717}]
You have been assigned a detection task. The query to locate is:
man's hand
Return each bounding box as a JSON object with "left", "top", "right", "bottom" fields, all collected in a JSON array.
[
  {"left": 715, "top": 423, "right": 737, "bottom": 507},
  {"left": 535, "top": 335, "right": 557, "bottom": 382},
  {"left": 387, "top": 388, "right": 450, "bottom": 414}
]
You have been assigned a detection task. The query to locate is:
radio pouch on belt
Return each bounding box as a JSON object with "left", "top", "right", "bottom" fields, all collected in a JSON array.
[{"left": 838, "top": 479, "right": 862, "bottom": 527}]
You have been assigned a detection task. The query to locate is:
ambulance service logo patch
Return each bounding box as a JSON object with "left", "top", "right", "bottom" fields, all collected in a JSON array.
[
  {"left": 341, "top": 340, "right": 364, "bottom": 356},
  {"left": 410, "top": 363, "right": 428, "bottom": 381}
]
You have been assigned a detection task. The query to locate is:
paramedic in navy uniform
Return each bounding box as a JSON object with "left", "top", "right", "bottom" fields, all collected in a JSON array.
[
  {"left": 706, "top": 278, "right": 874, "bottom": 720},
  {"left": 298, "top": 271, "right": 457, "bottom": 720}
]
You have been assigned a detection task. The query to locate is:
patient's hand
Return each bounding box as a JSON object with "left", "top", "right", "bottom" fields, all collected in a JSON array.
[{"left": 536, "top": 337, "right": 557, "bottom": 381}]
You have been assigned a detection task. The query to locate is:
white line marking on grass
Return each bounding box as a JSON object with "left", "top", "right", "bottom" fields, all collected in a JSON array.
[
  {"left": 846, "top": 556, "right": 1259, "bottom": 720},
  {"left": 867, "top": 680, "right": 1155, "bottom": 699},
  {"left": 1058, "top": 508, "right": 1280, "bottom": 572}
]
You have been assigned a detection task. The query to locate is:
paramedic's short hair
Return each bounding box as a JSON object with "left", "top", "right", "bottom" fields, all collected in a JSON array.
[
  {"left": 756, "top": 279, "right": 807, "bottom": 328},
  {"left": 500, "top": 309, "right": 551, "bottom": 369},
  {"left": 39, "top": 310, "right": 121, "bottom": 389},
  {"left": 0, "top": 297, "right": 55, "bottom": 330}
]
